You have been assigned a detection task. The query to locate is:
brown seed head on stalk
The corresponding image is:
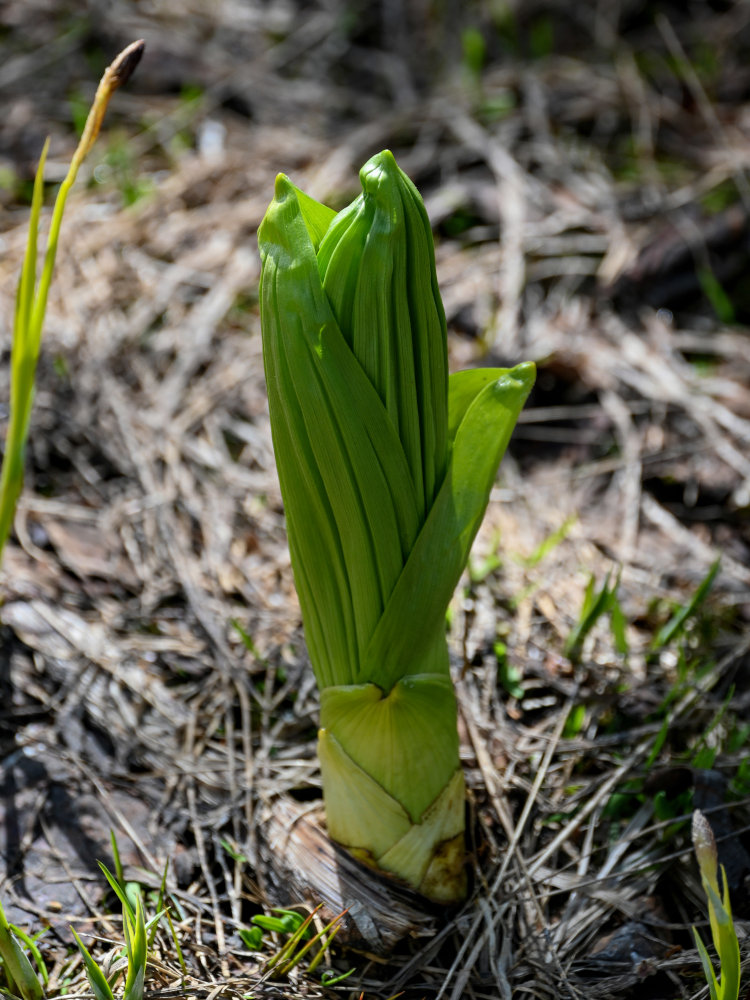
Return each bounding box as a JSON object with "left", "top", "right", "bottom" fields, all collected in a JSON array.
[
  {"left": 110, "top": 39, "right": 145, "bottom": 88},
  {"left": 0, "top": 39, "right": 145, "bottom": 566},
  {"left": 76, "top": 39, "right": 145, "bottom": 164}
]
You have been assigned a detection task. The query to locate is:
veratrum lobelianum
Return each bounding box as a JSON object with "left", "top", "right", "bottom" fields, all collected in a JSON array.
[{"left": 258, "top": 150, "right": 534, "bottom": 902}]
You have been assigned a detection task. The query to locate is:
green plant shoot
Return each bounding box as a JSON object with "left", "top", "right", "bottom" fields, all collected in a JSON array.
[
  {"left": 692, "top": 809, "right": 741, "bottom": 1000},
  {"left": 0, "top": 39, "right": 144, "bottom": 565},
  {"left": 72, "top": 872, "right": 160, "bottom": 1000},
  {"left": 0, "top": 896, "right": 45, "bottom": 1000},
  {"left": 565, "top": 569, "right": 626, "bottom": 663},
  {"left": 258, "top": 150, "right": 534, "bottom": 900}
]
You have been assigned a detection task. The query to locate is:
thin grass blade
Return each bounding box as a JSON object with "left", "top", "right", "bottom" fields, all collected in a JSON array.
[{"left": 71, "top": 929, "right": 115, "bottom": 1000}]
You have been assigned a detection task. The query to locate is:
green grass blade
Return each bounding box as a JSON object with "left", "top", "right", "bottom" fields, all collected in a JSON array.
[
  {"left": 110, "top": 831, "right": 125, "bottom": 888},
  {"left": 122, "top": 895, "right": 147, "bottom": 1000},
  {"left": 320, "top": 965, "right": 356, "bottom": 986},
  {"left": 693, "top": 927, "right": 720, "bottom": 1000},
  {"left": 277, "top": 910, "right": 345, "bottom": 976},
  {"left": 147, "top": 859, "right": 170, "bottom": 950},
  {"left": 163, "top": 907, "right": 186, "bottom": 975},
  {"left": 650, "top": 558, "right": 720, "bottom": 652},
  {"left": 13, "top": 140, "right": 48, "bottom": 352},
  {"left": 0, "top": 897, "right": 44, "bottom": 1000},
  {"left": 6, "top": 926, "right": 47, "bottom": 988},
  {"left": 0, "top": 140, "right": 51, "bottom": 562},
  {"left": 564, "top": 572, "right": 614, "bottom": 662},
  {"left": 98, "top": 862, "right": 136, "bottom": 926},
  {"left": 71, "top": 928, "right": 115, "bottom": 1000}
]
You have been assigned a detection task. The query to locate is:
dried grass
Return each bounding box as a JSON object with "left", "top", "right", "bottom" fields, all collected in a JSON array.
[{"left": 1, "top": 2, "right": 749, "bottom": 998}]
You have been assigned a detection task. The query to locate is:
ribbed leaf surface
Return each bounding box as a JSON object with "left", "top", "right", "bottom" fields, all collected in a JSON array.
[
  {"left": 361, "top": 363, "right": 536, "bottom": 692},
  {"left": 259, "top": 174, "right": 420, "bottom": 689},
  {"left": 320, "top": 675, "right": 458, "bottom": 822},
  {"left": 259, "top": 153, "right": 536, "bottom": 901},
  {"left": 318, "top": 151, "right": 448, "bottom": 520}
]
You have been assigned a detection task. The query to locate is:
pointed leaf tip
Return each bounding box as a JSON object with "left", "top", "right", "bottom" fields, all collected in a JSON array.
[
  {"left": 361, "top": 148, "right": 397, "bottom": 179},
  {"left": 273, "top": 173, "right": 293, "bottom": 198},
  {"left": 510, "top": 360, "right": 536, "bottom": 392}
]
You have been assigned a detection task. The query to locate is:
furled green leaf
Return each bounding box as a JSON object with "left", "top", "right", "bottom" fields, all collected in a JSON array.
[
  {"left": 318, "top": 150, "right": 448, "bottom": 519},
  {"left": 361, "top": 362, "right": 535, "bottom": 692},
  {"left": 259, "top": 173, "right": 420, "bottom": 689}
]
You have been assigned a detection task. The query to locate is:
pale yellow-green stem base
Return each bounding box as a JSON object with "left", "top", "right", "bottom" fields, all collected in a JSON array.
[{"left": 317, "top": 677, "right": 466, "bottom": 903}]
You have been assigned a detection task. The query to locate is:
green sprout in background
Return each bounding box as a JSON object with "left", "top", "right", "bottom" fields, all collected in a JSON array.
[
  {"left": 0, "top": 39, "right": 144, "bottom": 566},
  {"left": 0, "top": 895, "right": 46, "bottom": 1000},
  {"left": 692, "top": 809, "right": 741, "bottom": 1000},
  {"left": 258, "top": 150, "right": 534, "bottom": 901},
  {"left": 0, "top": 830, "right": 185, "bottom": 1000},
  {"left": 0, "top": 864, "right": 156, "bottom": 1000}
]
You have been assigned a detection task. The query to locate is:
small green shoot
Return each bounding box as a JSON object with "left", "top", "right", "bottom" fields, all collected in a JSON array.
[
  {"left": 231, "top": 619, "right": 267, "bottom": 663},
  {"left": 110, "top": 830, "right": 126, "bottom": 888},
  {"left": 73, "top": 872, "right": 161, "bottom": 1000},
  {"left": 650, "top": 559, "right": 720, "bottom": 655},
  {"left": 461, "top": 26, "right": 486, "bottom": 80},
  {"left": 252, "top": 909, "right": 309, "bottom": 936},
  {"left": 565, "top": 570, "right": 626, "bottom": 662},
  {"left": 0, "top": 896, "right": 45, "bottom": 1000},
  {"left": 0, "top": 40, "right": 144, "bottom": 566},
  {"left": 691, "top": 810, "right": 741, "bottom": 1000},
  {"left": 220, "top": 838, "right": 249, "bottom": 864},
  {"left": 495, "top": 640, "right": 523, "bottom": 699},
  {"left": 563, "top": 703, "right": 586, "bottom": 739},
  {"left": 269, "top": 906, "right": 348, "bottom": 979},
  {"left": 99, "top": 862, "right": 136, "bottom": 925},
  {"left": 241, "top": 904, "right": 353, "bottom": 984},
  {"left": 239, "top": 926, "right": 264, "bottom": 951},
  {"left": 696, "top": 266, "right": 735, "bottom": 325},
  {"left": 518, "top": 515, "right": 575, "bottom": 568}
]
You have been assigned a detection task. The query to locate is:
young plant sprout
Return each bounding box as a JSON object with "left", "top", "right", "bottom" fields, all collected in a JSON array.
[
  {"left": 0, "top": 40, "right": 144, "bottom": 564},
  {"left": 258, "top": 150, "right": 534, "bottom": 901},
  {"left": 0, "top": 895, "right": 46, "bottom": 1000},
  {"left": 692, "top": 810, "right": 741, "bottom": 1000}
]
